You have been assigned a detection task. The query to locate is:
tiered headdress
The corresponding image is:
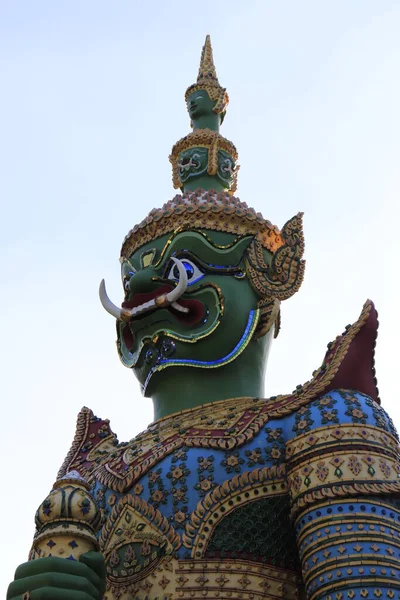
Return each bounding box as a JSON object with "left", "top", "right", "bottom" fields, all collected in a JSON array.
[{"left": 185, "top": 35, "right": 229, "bottom": 115}]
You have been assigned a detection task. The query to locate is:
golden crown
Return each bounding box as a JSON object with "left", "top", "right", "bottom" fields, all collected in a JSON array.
[{"left": 121, "top": 189, "right": 284, "bottom": 259}]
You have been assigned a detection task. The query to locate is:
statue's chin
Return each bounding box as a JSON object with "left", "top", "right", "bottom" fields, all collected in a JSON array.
[{"left": 137, "top": 307, "right": 260, "bottom": 395}]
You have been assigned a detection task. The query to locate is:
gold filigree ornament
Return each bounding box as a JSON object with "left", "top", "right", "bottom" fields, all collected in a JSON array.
[{"left": 99, "top": 494, "right": 180, "bottom": 595}]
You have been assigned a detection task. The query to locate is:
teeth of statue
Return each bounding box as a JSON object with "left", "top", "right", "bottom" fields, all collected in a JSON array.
[
  {"left": 129, "top": 299, "right": 156, "bottom": 317},
  {"left": 99, "top": 279, "right": 123, "bottom": 320},
  {"left": 99, "top": 258, "right": 189, "bottom": 321}
]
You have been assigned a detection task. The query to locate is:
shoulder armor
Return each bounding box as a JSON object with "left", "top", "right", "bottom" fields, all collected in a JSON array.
[
  {"left": 57, "top": 407, "right": 119, "bottom": 480},
  {"left": 264, "top": 299, "right": 379, "bottom": 419},
  {"left": 305, "top": 298, "right": 379, "bottom": 403}
]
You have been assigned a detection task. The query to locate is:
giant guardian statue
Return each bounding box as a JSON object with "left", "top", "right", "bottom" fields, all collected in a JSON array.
[{"left": 8, "top": 36, "right": 400, "bottom": 600}]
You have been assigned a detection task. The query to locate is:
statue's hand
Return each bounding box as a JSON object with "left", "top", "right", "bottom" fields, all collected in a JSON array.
[{"left": 7, "top": 551, "right": 106, "bottom": 600}]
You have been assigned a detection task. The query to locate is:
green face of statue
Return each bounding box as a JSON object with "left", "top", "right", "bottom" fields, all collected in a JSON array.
[
  {"left": 117, "top": 229, "right": 266, "bottom": 394},
  {"left": 187, "top": 90, "right": 216, "bottom": 120}
]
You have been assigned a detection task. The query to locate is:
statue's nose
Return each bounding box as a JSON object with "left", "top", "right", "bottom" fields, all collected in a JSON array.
[{"left": 127, "top": 268, "right": 160, "bottom": 296}]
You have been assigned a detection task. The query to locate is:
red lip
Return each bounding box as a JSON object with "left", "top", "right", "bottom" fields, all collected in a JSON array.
[{"left": 121, "top": 285, "right": 205, "bottom": 352}]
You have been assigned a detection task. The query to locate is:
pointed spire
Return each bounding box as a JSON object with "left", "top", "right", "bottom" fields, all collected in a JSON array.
[
  {"left": 185, "top": 35, "right": 229, "bottom": 115},
  {"left": 197, "top": 35, "right": 219, "bottom": 87}
]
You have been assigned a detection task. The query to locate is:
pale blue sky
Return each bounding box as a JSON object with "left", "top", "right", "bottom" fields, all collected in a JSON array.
[{"left": 1, "top": 0, "right": 400, "bottom": 594}]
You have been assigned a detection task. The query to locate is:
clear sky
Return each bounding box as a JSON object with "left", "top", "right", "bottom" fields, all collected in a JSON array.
[{"left": 1, "top": 0, "right": 399, "bottom": 594}]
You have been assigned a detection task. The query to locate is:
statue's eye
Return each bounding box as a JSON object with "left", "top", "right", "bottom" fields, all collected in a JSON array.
[
  {"left": 123, "top": 271, "right": 136, "bottom": 292},
  {"left": 166, "top": 259, "right": 204, "bottom": 286}
]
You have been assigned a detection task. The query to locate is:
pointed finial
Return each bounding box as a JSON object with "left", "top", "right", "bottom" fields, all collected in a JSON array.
[
  {"left": 185, "top": 35, "right": 229, "bottom": 116},
  {"left": 197, "top": 35, "right": 218, "bottom": 86}
]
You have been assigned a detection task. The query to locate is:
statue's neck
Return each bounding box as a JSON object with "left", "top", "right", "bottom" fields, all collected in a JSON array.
[
  {"left": 192, "top": 113, "right": 220, "bottom": 132},
  {"left": 148, "top": 334, "right": 272, "bottom": 421},
  {"left": 183, "top": 176, "right": 226, "bottom": 193}
]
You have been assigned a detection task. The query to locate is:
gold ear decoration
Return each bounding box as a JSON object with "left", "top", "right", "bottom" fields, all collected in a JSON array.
[
  {"left": 253, "top": 298, "right": 281, "bottom": 340},
  {"left": 245, "top": 213, "right": 305, "bottom": 301}
]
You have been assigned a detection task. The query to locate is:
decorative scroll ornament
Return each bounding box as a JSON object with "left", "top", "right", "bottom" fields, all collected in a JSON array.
[
  {"left": 218, "top": 150, "right": 237, "bottom": 188},
  {"left": 177, "top": 148, "right": 208, "bottom": 184},
  {"left": 169, "top": 129, "right": 239, "bottom": 191},
  {"left": 245, "top": 212, "right": 305, "bottom": 300},
  {"left": 185, "top": 34, "right": 229, "bottom": 115},
  {"left": 175, "top": 145, "right": 238, "bottom": 191}
]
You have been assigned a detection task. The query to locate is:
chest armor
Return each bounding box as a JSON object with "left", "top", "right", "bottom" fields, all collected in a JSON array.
[{"left": 59, "top": 396, "right": 308, "bottom": 599}]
